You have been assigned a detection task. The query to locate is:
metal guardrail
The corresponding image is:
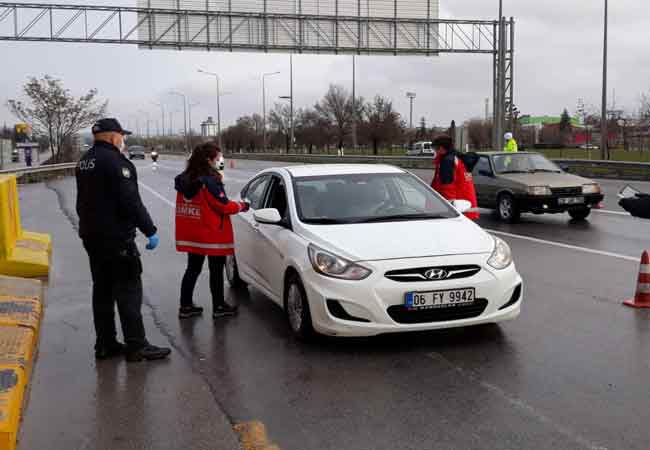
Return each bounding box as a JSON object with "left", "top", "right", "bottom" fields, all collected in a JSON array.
[{"left": 0, "top": 162, "right": 77, "bottom": 176}]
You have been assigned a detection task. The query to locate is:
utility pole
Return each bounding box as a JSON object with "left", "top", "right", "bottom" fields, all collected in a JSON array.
[
  {"left": 352, "top": 54, "right": 357, "bottom": 150},
  {"left": 152, "top": 101, "right": 165, "bottom": 138},
  {"left": 601, "top": 0, "right": 609, "bottom": 160},
  {"left": 406, "top": 92, "right": 417, "bottom": 129},
  {"left": 188, "top": 100, "right": 200, "bottom": 150},
  {"left": 262, "top": 71, "right": 281, "bottom": 151},
  {"left": 485, "top": 98, "right": 489, "bottom": 122},
  {"left": 290, "top": 54, "right": 294, "bottom": 153},
  {"left": 170, "top": 92, "right": 188, "bottom": 152}
]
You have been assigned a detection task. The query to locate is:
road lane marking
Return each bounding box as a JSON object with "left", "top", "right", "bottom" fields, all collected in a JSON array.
[
  {"left": 486, "top": 229, "right": 639, "bottom": 262},
  {"left": 427, "top": 352, "right": 608, "bottom": 450},
  {"left": 593, "top": 209, "right": 629, "bottom": 216},
  {"left": 139, "top": 181, "right": 639, "bottom": 264}
]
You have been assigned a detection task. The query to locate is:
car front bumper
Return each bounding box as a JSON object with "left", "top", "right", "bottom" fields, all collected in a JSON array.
[
  {"left": 301, "top": 253, "right": 523, "bottom": 337},
  {"left": 516, "top": 193, "right": 604, "bottom": 214}
]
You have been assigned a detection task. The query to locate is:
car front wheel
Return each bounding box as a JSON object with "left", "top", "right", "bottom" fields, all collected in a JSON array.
[
  {"left": 497, "top": 193, "right": 521, "bottom": 223},
  {"left": 569, "top": 206, "right": 591, "bottom": 221},
  {"left": 225, "top": 255, "right": 247, "bottom": 289},
  {"left": 284, "top": 273, "right": 314, "bottom": 340}
]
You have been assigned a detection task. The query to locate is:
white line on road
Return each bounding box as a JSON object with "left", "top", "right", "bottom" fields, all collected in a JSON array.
[
  {"left": 592, "top": 209, "right": 629, "bottom": 216},
  {"left": 486, "top": 229, "right": 639, "bottom": 262},
  {"left": 138, "top": 180, "right": 640, "bottom": 264}
]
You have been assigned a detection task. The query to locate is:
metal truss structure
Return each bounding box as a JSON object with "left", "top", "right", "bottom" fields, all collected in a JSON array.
[{"left": 0, "top": 1, "right": 514, "bottom": 147}]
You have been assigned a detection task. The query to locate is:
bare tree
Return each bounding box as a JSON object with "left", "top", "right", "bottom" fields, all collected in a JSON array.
[
  {"left": 359, "top": 95, "right": 403, "bottom": 155},
  {"left": 268, "top": 103, "right": 292, "bottom": 151},
  {"left": 467, "top": 119, "right": 492, "bottom": 150},
  {"left": 7, "top": 76, "right": 107, "bottom": 162},
  {"left": 315, "top": 84, "right": 362, "bottom": 149},
  {"left": 295, "top": 107, "right": 331, "bottom": 153},
  {"left": 639, "top": 92, "right": 650, "bottom": 120}
]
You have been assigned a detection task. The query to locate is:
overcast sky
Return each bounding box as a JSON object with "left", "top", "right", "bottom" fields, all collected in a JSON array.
[{"left": 1, "top": 0, "right": 648, "bottom": 133}]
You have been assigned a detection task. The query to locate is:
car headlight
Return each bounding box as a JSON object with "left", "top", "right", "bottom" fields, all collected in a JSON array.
[
  {"left": 487, "top": 237, "right": 513, "bottom": 270},
  {"left": 308, "top": 244, "right": 371, "bottom": 280},
  {"left": 527, "top": 186, "right": 551, "bottom": 196},
  {"left": 582, "top": 183, "right": 601, "bottom": 194}
]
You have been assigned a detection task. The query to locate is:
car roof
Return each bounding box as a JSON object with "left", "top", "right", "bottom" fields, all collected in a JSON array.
[
  {"left": 479, "top": 151, "right": 540, "bottom": 156},
  {"left": 283, "top": 164, "right": 405, "bottom": 177}
]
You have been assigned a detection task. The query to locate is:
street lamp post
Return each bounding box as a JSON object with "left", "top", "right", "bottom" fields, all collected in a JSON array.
[
  {"left": 406, "top": 92, "right": 417, "bottom": 129},
  {"left": 169, "top": 92, "right": 188, "bottom": 152},
  {"left": 601, "top": 0, "right": 609, "bottom": 160},
  {"left": 198, "top": 69, "right": 224, "bottom": 147},
  {"left": 188, "top": 100, "right": 200, "bottom": 150},
  {"left": 262, "top": 71, "right": 281, "bottom": 151},
  {"left": 138, "top": 110, "right": 151, "bottom": 140},
  {"left": 151, "top": 101, "right": 165, "bottom": 138}
]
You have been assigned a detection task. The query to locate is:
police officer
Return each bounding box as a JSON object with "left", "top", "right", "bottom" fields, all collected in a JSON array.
[
  {"left": 504, "top": 132, "right": 518, "bottom": 152},
  {"left": 76, "top": 118, "right": 171, "bottom": 362}
]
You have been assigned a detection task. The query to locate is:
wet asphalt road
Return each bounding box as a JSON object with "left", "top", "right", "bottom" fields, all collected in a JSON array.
[{"left": 19, "top": 158, "right": 650, "bottom": 450}]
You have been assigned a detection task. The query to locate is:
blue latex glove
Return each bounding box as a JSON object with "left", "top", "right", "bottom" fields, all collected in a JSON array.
[{"left": 146, "top": 234, "right": 159, "bottom": 250}]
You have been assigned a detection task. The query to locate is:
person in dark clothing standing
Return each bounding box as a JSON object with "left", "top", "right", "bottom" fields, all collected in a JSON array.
[
  {"left": 620, "top": 194, "right": 650, "bottom": 219},
  {"left": 174, "top": 143, "right": 249, "bottom": 319},
  {"left": 76, "top": 118, "right": 171, "bottom": 362}
]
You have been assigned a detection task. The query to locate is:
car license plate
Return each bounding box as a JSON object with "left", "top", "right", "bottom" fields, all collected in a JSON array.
[
  {"left": 558, "top": 196, "right": 584, "bottom": 205},
  {"left": 405, "top": 288, "right": 476, "bottom": 310}
]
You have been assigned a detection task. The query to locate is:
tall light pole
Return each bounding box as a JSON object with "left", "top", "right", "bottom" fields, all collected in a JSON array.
[
  {"left": 262, "top": 71, "right": 281, "bottom": 151},
  {"left": 151, "top": 101, "right": 165, "bottom": 138},
  {"left": 601, "top": 0, "right": 609, "bottom": 160},
  {"left": 406, "top": 92, "right": 417, "bottom": 129},
  {"left": 138, "top": 110, "right": 151, "bottom": 140},
  {"left": 170, "top": 91, "right": 188, "bottom": 152},
  {"left": 352, "top": 54, "right": 357, "bottom": 150},
  {"left": 198, "top": 68, "right": 223, "bottom": 147},
  {"left": 188, "top": 100, "right": 200, "bottom": 150}
]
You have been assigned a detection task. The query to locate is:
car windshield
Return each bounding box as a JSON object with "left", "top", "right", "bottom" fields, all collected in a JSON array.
[
  {"left": 293, "top": 173, "right": 458, "bottom": 225},
  {"left": 492, "top": 153, "right": 562, "bottom": 174}
]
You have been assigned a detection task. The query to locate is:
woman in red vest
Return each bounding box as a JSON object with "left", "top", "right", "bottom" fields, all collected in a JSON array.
[
  {"left": 175, "top": 143, "right": 249, "bottom": 319},
  {"left": 431, "top": 135, "right": 480, "bottom": 220}
]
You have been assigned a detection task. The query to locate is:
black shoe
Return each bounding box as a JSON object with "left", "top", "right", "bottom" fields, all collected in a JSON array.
[
  {"left": 179, "top": 304, "right": 204, "bottom": 319},
  {"left": 95, "top": 342, "right": 126, "bottom": 360},
  {"left": 213, "top": 303, "right": 238, "bottom": 318},
  {"left": 126, "top": 344, "right": 172, "bottom": 362}
]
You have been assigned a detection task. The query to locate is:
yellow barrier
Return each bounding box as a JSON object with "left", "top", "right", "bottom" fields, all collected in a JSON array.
[
  {"left": 0, "top": 276, "right": 43, "bottom": 450},
  {"left": 0, "top": 175, "right": 51, "bottom": 278}
]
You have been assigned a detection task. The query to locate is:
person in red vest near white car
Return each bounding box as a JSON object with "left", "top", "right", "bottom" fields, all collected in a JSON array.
[
  {"left": 430, "top": 135, "right": 480, "bottom": 220},
  {"left": 174, "top": 143, "right": 250, "bottom": 320}
]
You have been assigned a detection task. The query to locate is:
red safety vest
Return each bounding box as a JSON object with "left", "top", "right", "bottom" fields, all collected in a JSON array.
[
  {"left": 432, "top": 154, "right": 480, "bottom": 220},
  {"left": 175, "top": 186, "right": 242, "bottom": 256}
]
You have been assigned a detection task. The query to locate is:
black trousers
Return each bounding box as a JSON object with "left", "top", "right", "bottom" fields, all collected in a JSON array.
[
  {"left": 180, "top": 253, "right": 226, "bottom": 309},
  {"left": 84, "top": 240, "right": 147, "bottom": 351}
]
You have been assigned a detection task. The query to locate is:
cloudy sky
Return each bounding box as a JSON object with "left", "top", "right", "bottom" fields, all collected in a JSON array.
[{"left": 0, "top": 0, "right": 648, "bottom": 134}]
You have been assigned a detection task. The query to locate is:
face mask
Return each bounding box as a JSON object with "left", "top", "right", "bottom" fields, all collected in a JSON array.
[
  {"left": 216, "top": 156, "right": 225, "bottom": 171},
  {"left": 119, "top": 135, "right": 127, "bottom": 153}
]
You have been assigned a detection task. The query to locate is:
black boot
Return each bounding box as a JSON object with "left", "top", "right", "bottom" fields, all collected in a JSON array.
[
  {"left": 95, "top": 341, "right": 126, "bottom": 360},
  {"left": 213, "top": 302, "right": 238, "bottom": 319},
  {"left": 126, "top": 344, "right": 172, "bottom": 362},
  {"left": 179, "top": 304, "right": 204, "bottom": 319}
]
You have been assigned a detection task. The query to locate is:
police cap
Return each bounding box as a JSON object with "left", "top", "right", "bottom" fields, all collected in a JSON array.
[{"left": 92, "top": 118, "right": 132, "bottom": 136}]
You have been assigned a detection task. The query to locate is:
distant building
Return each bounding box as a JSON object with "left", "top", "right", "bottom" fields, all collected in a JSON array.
[{"left": 201, "top": 117, "right": 218, "bottom": 137}]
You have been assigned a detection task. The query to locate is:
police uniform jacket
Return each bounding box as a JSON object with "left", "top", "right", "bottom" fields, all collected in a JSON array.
[{"left": 76, "top": 140, "right": 157, "bottom": 246}]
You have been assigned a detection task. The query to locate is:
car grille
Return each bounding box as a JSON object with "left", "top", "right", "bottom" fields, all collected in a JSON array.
[
  {"left": 385, "top": 265, "right": 481, "bottom": 283},
  {"left": 551, "top": 187, "right": 582, "bottom": 196},
  {"left": 387, "top": 299, "right": 489, "bottom": 324}
]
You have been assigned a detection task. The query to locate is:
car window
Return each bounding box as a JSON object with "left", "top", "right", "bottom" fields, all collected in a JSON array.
[
  {"left": 473, "top": 157, "right": 492, "bottom": 176},
  {"left": 265, "top": 176, "right": 289, "bottom": 219},
  {"left": 242, "top": 175, "right": 271, "bottom": 210},
  {"left": 294, "top": 173, "right": 457, "bottom": 224}
]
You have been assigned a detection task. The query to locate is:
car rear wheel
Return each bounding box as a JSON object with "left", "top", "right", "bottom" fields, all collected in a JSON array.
[
  {"left": 497, "top": 193, "right": 520, "bottom": 223},
  {"left": 225, "top": 255, "right": 247, "bottom": 289},
  {"left": 569, "top": 206, "right": 591, "bottom": 221},
  {"left": 284, "top": 273, "right": 314, "bottom": 340}
]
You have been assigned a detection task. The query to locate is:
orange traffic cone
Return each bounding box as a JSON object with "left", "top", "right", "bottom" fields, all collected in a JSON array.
[{"left": 623, "top": 251, "right": 650, "bottom": 309}]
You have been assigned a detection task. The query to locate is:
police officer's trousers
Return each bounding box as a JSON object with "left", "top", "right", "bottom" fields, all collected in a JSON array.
[{"left": 83, "top": 240, "right": 147, "bottom": 351}]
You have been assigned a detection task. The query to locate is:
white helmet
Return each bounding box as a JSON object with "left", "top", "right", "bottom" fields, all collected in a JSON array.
[{"left": 504, "top": 132, "right": 513, "bottom": 141}]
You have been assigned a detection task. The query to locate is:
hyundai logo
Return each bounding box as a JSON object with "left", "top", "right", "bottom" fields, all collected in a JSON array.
[{"left": 424, "top": 269, "right": 449, "bottom": 280}]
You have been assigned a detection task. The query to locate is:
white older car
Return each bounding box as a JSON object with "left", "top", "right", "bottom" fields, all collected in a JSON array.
[{"left": 227, "top": 164, "right": 522, "bottom": 339}]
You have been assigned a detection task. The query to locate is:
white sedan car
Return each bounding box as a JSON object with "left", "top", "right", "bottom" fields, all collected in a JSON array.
[{"left": 227, "top": 164, "right": 523, "bottom": 339}]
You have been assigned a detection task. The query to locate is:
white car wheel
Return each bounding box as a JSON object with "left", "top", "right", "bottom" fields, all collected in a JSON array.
[{"left": 285, "top": 274, "right": 314, "bottom": 340}]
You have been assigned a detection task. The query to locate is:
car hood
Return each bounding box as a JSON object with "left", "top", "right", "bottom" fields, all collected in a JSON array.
[
  {"left": 298, "top": 217, "right": 495, "bottom": 262},
  {"left": 499, "top": 172, "right": 592, "bottom": 187}
]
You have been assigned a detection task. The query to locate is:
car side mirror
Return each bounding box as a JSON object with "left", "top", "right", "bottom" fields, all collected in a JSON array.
[
  {"left": 451, "top": 200, "right": 473, "bottom": 214},
  {"left": 254, "top": 208, "right": 282, "bottom": 225},
  {"left": 479, "top": 170, "right": 493, "bottom": 177}
]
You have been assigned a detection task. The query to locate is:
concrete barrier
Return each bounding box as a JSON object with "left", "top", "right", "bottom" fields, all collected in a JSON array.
[
  {"left": 0, "top": 175, "right": 51, "bottom": 278},
  {"left": 226, "top": 153, "right": 650, "bottom": 182},
  {"left": 0, "top": 275, "right": 43, "bottom": 450}
]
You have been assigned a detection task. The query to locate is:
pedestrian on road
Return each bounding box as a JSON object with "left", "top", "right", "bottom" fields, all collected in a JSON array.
[
  {"left": 504, "top": 132, "right": 518, "bottom": 152},
  {"left": 175, "top": 143, "right": 250, "bottom": 320},
  {"left": 431, "top": 135, "right": 480, "bottom": 220},
  {"left": 76, "top": 118, "right": 171, "bottom": 362}
]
